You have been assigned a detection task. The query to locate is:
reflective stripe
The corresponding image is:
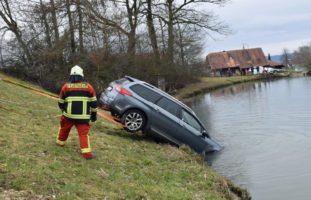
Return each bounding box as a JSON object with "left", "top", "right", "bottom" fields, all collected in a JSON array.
[
  {"left": 67, "top": 101, "right": 72, "bottom": 114},
  {"left": 63, "top": 96, "right": 96, "bottom": 119},
  {"left": 56, "top": 139, "right": 66, "bottom": 146},
  {"left": 82, "top": 100, "right": 87, "bottom": 115},
  {"left": 58, "top": 99, "right": 65, "bottom": 103},
  {"left": 65, "top": 96, "right": 97, "bottom": 102},
  {"left": 65, "top": 96, "right": 90, "bottom": 101},
  {"left": 68, "top": 83, "right": 88, "bottom": 88},
  {"left": 81, "top": 148, "right": 91, "bottom": 153},
  {"left": 81, "top": 135, "right": 91, "bottom": 153},
  {"left": 63, "top": 112, "right": 90, "bottom": 119},
  {"left": 89, "top": 96, "right": 97, "bottom": 101},
  {"left": 91, "top": 108, "right": 98, "bottom": 112}
]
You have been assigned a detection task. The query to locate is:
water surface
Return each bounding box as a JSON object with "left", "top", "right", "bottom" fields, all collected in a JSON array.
[{"left": 190, "top": 77, "right": 311, "bottom": 200}]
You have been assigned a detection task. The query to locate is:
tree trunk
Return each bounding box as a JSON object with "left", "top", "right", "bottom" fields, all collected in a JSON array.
[
  {"left": 125, "top": 0, "right": 137, "bottom": 66},
  {"left": 158, "top": 18, "right": 166, "bottom": 50},
  {"left": 40, "top": 0, "right": 52, "bottom": 48},
  {"left": 127, "top": 29, "right": 136, "bottom": 65},
  {"left": 177, "top": 23, "right": 185, "bottom": 66},
  {"left": 76, "top": 0, "right": 84, "bottom": 53},
  {"left": 65, "top": 0, "right": 76, "bottom": 54},
  {"left": 50, "top": 0, "right": 59, "bottom": 42},
  {"left": 0, "top": 40, "right": 4, "bottom": 67},
  {"left": 103, "top": 29, "right": 110, "bottom": 56},
  {"left": 146, "top": 0, "right": 160, "bottom": 63},
  {"left": 167, "top": 0, "right": 174, "bottom": 64}
]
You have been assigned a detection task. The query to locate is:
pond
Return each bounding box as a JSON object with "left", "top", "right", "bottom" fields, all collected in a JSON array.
[{"left": 189, "top": 77, "right": 311, "bottom": 200}]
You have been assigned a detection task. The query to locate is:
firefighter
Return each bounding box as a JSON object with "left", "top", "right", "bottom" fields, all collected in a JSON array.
[{"left": 56, "top": 65, "right": 97, "bottom": 159}]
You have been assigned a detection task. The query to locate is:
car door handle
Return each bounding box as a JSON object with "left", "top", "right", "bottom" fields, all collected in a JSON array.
[{"left": 154, "top": 107, "right": 160, "bottom": 112}]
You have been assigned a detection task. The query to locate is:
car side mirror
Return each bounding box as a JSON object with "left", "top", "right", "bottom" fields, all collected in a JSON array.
[{"left": 202, "top": 130, "right": 209, "bottom": 138}]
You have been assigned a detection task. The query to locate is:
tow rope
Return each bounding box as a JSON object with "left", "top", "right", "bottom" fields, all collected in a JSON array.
[{"left": 0, "top": 76, "right": 125, "bottom": 127}]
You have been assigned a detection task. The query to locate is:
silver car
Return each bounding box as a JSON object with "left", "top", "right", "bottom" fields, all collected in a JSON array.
[{"left": 99, "top": 76, "right": 222, "bottom": 154}]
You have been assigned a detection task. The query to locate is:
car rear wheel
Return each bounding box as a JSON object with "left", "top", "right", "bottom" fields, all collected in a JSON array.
[{"left": 121, "top": 109, "right": 146, "bottom": 132}]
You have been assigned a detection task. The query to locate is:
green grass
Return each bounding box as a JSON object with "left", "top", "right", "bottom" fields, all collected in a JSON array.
[{"left": 0, "top": 72, "right": 248, "bottom": 199}]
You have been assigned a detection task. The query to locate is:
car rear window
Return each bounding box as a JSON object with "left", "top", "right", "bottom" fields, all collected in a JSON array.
[
  {"left": 156, "top": 97, "right": 181, "bottom": 118},
  {"left": 130, "top": 84, "right": 161, "bottom": 103},
  {"left": 115, "top": 78, "right": 130, "bottom": 85}
]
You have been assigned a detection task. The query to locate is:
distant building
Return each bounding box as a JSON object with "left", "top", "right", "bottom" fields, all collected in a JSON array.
[{"left": 206, "top": 48, "right": 284, "bottom": 76}]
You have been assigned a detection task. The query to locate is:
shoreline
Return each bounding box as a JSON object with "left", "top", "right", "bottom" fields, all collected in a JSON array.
[{"left": 175, "top": 74, "right": 290, "bottom": 102}]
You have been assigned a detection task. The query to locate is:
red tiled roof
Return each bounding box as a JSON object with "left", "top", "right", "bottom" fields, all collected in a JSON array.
[{"left": 207, "top": 48, "right": 269, "bottom": 70}]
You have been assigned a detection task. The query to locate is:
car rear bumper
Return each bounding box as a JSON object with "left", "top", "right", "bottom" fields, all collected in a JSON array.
[
  {"left": 99, "top": 92, "right": 114, "bottom": 111},
  {"left": 100, "top": 104, "right": 110, "bottom": 111}
]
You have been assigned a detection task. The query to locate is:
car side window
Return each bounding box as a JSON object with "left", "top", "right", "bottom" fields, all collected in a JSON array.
[
  {"left": 181, "top": 109, "right": 201, "bottom": 131},
  {"left": 156, "top": 97, "right": 181, "bottom": 118},
  {"left": 130, "top": 84, "right": 162, "bottom": 103}
]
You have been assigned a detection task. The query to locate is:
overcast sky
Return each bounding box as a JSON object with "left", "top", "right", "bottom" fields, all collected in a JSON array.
[{"left": 203, "top": 0, "right": 311, "bottom": 56}]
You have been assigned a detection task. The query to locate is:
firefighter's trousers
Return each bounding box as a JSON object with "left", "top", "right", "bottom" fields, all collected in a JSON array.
[{"left": 57, "top": 116, "right": 93, "bottom": 159}]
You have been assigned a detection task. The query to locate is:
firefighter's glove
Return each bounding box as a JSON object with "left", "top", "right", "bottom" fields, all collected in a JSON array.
[{"left": 91, "top": 112, "right": 97, "bottom": 122}]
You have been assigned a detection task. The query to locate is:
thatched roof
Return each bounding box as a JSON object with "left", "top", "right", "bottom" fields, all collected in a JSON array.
[{"left": 207, "top": 48, "right": 269, "bottom": 70}]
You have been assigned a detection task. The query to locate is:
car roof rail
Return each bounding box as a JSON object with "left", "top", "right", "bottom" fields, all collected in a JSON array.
[{"left": 124, "top": 75, "right": 136, "bottom": 82}]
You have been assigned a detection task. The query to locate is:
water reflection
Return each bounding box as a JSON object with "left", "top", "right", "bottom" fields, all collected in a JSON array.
[{"left": 190, "top": 77, "right": 311, "bottom": 200}]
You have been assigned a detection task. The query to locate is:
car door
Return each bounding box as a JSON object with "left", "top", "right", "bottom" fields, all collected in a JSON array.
[
  {"left": 178, "top": 109, "right": 208, "bottom": 154},
  {"left": 148, "top": 96, "right": 182, "bottom": 145}
]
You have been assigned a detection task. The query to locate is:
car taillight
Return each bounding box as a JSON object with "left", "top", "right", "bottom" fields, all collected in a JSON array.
[{"left": 115, "top": 84, "right": 132, "bottom": 96}]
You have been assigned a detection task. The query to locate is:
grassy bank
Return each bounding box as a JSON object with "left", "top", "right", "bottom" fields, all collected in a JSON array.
[
  {"left": 175, "top": 74, "right": 288, "bottom": 100},
  {"left": 0, "top": 72, "right": 250, "bottom": 199}
]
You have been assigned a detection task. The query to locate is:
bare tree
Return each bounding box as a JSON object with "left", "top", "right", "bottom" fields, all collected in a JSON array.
[
  {"left": 145, "top": 0, "right": 160, "bottom": 62},
  {"left": 155, "top": 0, "right": 229, "bottom": 64},
  {"left": 0, "top": 0, "right": 33, "bottom": 64},
  {"left": 83, "top": 0, "right": 143, "bottom": 65},
  {"left": 0, "top": 0, "right": 231, "bottom": 92},
  {"left": 76, "top": 0, "right": 84, "bottom": 53},
  {"left": 39, "top": 0, "right": 52, "bottom": 48},
  {"left": 50, "top": 0, "right": 59, "bottom": 42},
  {"left": 65, "top": 0, "right": 76, "bottom": 54},
  {"left": 292, "top": 44, "right": 311, "bottom": 70},
  {"left": 281, "top": 48, "right": 290, "bottom": 68}
]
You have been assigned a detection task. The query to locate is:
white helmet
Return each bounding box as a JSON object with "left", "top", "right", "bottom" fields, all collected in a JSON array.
[{"left": 70, "top": 65, "right": 84, "bottom": 77}]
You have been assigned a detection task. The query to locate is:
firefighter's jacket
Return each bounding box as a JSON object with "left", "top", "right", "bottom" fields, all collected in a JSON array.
[{"left": 58, "top": 82, "right": 97, "bottom": 123}]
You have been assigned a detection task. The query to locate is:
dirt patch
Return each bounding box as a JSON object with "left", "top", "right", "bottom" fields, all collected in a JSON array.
[{"left": 0, "top": 188, "right": 53, "bottom": 200}]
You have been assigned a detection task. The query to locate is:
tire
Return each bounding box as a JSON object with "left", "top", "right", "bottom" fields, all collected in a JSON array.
[{"left": 121, "top": 109, "right": 146, "bottom": 132}]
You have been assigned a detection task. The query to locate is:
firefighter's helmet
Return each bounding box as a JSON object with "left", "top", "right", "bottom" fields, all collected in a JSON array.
[{"left": 70, "top": 65, "right": 84, "bottom": 77}]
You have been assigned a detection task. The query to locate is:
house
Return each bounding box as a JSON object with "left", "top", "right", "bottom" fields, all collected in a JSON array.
[{"left": 206, "top": 48, "right": 284, "bottom": 76}]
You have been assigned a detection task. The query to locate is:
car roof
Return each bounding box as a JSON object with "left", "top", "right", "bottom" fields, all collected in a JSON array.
[{"left": 124, "top": 76, "right": 195, "bottom": 115}]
